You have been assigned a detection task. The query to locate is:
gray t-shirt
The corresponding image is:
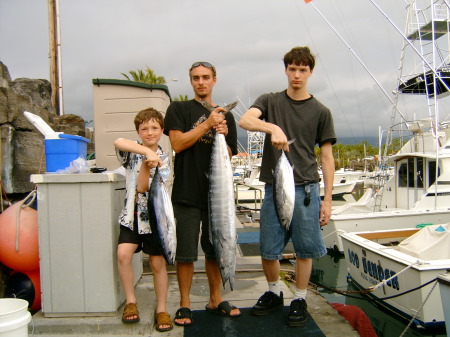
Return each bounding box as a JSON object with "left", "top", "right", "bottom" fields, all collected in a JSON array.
[{"left": 252, "top": 91, "right": 336, "bottom": 185}]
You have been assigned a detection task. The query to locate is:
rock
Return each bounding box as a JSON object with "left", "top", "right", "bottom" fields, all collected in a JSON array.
[
  {"left": 0, "top": 61, "right": 93, "bottom": 194},
  {"left": 0, "top": 61, "right": 11, "bottom": 88},
  {"left": 52, "top": 114, "right": 86, "bottom": 137}
]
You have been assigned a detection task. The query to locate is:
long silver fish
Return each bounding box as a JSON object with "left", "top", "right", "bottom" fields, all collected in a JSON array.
[
  {"left": 201, "top": 100, "right": 237, "bottom": 290},
  {"left": 273, "top": 145, "right": 295, "bottom": 230},
  {"left": 148, "top": 166, "right": 177, "bottom": 265}
]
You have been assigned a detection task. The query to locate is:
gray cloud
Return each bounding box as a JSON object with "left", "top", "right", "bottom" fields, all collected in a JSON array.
[{"left": 1, "top": 0, "right": 446, "bottom": 142}]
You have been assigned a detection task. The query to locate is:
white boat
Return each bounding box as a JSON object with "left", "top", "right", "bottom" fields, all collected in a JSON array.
[
  {"left": 323, "top": 134, "right": 450, "bottom": 252},
  {"left": 437, "top": 273, "right": 450, "bottom": 333},
  {"left": 322, "top": 168, "right": 363, "bottom": 185},
  {"left": 322, "top": 0, "right": 450, "bottom": 253},
  {"left": 341, "top": 224, "right": 450, "bottom": 328},
  {"left": 234, "top": 168, "right": 357, "bottom": 209}
]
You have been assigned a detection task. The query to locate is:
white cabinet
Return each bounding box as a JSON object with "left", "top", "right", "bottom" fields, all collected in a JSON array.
[{"left": 31, "top": 173, "right": 142, "bottom": 317}]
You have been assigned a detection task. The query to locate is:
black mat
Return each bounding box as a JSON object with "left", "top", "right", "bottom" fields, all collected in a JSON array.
[{"left": 183, "top": 306, "right": 325, "bottom": 337}]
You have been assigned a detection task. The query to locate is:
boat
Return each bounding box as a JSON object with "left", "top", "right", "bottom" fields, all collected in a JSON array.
[
  {"left": 341, "top": 224, "right": 450, "bottom": 328},
  {"left": 322, "top": 0, "right": 450, "bottom": 253},
  {"left": 437, "top": 273, "right": 450, "bottom": 333},
  {"left": 234, "top": 167, "right": 358, "bottom": 210}
]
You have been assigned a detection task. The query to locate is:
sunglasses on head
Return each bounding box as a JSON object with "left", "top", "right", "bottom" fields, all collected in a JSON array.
[{"left": 190, "top": 61, "right": 214, "bottom": 69}]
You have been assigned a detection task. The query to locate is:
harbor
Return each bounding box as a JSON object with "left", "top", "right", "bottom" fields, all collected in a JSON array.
[{"left": 2, "top": 1, "right": 450, "bottom": 336}]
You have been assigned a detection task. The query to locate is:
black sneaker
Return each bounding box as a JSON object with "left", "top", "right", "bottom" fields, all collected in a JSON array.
[
  {"left": 251, "top": 291, "right": 283, "bottom": 316},
  {"left": 287, "top": 299, "right": 308, "bottom": 327}
]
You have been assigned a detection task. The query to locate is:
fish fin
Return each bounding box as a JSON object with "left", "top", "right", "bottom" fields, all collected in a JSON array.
[{"left": 200, "top": 100, "right": 238, "bottom": 114}]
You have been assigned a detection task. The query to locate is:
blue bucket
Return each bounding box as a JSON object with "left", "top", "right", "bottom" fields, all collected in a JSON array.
[{"left": 44, "top": 134, "right": 90, "bottom": 172}]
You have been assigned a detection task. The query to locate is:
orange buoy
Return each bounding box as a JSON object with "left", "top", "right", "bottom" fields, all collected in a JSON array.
[
  {"left": 0, "top": 201, "right": 39, "bottom": 271},
  {"left": 5, "top": 269, "right": 41, "bottom": 311}
]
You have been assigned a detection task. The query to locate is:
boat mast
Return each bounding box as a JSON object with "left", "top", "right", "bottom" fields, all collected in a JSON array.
[
  {"left": 48, "top": 0, "right": 64, "bottom": 115},
  {"left": 400, "top": 0, "right": 449, "bottom": 208}
]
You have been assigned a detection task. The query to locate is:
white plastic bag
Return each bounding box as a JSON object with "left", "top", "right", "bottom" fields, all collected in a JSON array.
[{"left": 55, "top": 157, "right": 91, "bottom": 174}]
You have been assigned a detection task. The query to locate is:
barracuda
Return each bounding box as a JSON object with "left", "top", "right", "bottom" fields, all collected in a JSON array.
[
  {"left": 273, "top": 148, "right": 295, "bottom": 230},
  {"left": 201, "top": 100, "right": 237, "bottom": 290},
  {"left": 147, "top": 166, "right": 177, "bottom": 265}
]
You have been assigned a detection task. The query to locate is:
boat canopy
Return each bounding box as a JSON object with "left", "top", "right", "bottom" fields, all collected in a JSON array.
[{"left": 398, "top": 223, "right": 450, "bottom": 260}]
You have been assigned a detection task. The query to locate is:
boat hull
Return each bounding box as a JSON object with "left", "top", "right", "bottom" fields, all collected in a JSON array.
[{"left": 341, "top": 229, "right": 448, "bottom": 328}]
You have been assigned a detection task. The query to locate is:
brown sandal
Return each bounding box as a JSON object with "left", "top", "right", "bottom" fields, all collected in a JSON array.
[
  {"left": 122, "top": 303, "right": 140, "bottom": 323},
  {"left": 155, "top": 312, "right": 173, "bottom": 332}
]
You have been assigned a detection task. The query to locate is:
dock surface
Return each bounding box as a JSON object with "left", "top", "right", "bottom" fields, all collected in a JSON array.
[{"left": 29, "top": 216, "right": 359, "bottom": 336}]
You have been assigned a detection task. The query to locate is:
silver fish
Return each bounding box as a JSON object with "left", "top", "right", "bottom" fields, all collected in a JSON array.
[
  {"left": 148, "top": 166, "right": 177, "bottom": 265},
  {"left": 201, "top": 100, "right": 237, "bottom": 290},
  {"left": 273, "top": 148, "right": 295, "bottom": 230}
]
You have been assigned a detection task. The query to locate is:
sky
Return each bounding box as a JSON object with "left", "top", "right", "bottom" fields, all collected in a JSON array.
[{"left": 1, "top": 0, "right": 449, "bottom": 146}]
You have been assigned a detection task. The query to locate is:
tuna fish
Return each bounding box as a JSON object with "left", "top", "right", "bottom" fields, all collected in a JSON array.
[
  {"left": 273, "top": 147, "right": 295, "bottom": 230},
  {"left": 201, "top": 100, "right": 237, "bottom": 290},
  {"left": 147, "top": 166, "right": 177, "bottom": 265}
]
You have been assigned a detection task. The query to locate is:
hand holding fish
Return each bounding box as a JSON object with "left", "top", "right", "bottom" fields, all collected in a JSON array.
[
  {"left": 214, "top": 119, "right": 228, "bottom": 135},
  {"left": 144, "top": 149, "right": 162, "bottom": 168},
  {"left": 206, "top": 108, "right": 226, "bottom": 127},
  {"left": 270, "top": 125, "right": 289, "bottom": 152}
]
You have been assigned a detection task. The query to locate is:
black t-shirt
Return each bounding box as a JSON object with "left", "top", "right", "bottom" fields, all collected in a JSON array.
[
  {"left": 252, "top": 91, "right": 336, "bottom": 185},
  {"left": 164, "top": 99, "right": 238, "bottom": 209}
]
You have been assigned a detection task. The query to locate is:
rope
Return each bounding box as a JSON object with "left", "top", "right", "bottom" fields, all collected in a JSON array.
[
  {"left": 310, "top": 276, "right": 438, "bottom": 301},
  {"left": 368, "top": 260, "right": 419, "bottom": 292},
  {"left": 15, "top": 189, "right": 37, "bottom": 251}
]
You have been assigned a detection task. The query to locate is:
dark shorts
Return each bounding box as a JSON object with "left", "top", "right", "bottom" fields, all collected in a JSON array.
[
  {"left": 118, "top": 222, "right": 162, "bottom": 256},
  {"left": 173, "top": 203, "right": 216, "bottom": 262}
]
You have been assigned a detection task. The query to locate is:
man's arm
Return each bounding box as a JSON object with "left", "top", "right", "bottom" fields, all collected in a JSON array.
[
  {"left": 169, "top": 108, "right": 226, "bottom": 153},
  {"left": 319, "top": 142, "right": 335, "bottom": 226},
  {"left": 238, "top": 107, "right": 289, "bottom": 151}
]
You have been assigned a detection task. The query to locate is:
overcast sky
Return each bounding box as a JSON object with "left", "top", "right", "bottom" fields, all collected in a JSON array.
[{"left": 1, "top": 0, "right": 449, "bottom": 144}]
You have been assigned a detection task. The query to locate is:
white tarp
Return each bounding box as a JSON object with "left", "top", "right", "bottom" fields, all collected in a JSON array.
[
  {"left": 332, "top": 188, "right": 375, "bottom": 215},
  {"left": 398, "top": 224, "right": 450, "bottom": 260}
]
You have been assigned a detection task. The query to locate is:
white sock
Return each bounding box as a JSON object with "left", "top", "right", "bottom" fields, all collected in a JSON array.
[
  {"left": 268, "top": 281, "right": 281, "bottom": 296},
  {"left": 294, "top": 287, "right": 307, "bottom": 301}
]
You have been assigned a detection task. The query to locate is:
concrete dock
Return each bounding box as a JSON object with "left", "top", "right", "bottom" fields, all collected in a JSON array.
[{"left": 28, "top": 216, "right": 359, "bottom": 336}]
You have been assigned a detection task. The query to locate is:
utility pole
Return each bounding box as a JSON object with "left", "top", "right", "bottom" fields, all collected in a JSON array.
[{"left": 48, "top": 0, "right": 63, "bottom": 115}]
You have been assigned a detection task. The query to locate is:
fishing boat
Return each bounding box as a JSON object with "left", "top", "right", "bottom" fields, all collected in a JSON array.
[
  {"left": 234, "top": 168, "right": 358, "bottom": 209},
  {"left": 341, "top": 224, "right": 450, "bottom": 328},
  {"left": 437, "top": 273, "right": 450, "bottom": 332},
  {"left": 322, "top": 0, "right": 450, "bottom": 253}
]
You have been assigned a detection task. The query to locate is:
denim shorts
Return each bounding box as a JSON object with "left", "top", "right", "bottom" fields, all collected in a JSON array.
[
  {"left": 260, "top": 182, "right": 327, "bottom": 260},
  {"left": 173, "top": 203, "right": 216, "bottom": 262}
]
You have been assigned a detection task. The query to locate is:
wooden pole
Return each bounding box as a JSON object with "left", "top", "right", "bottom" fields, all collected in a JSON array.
[{"left": 48, "top": 0, "right": 63, "bottom": 115}]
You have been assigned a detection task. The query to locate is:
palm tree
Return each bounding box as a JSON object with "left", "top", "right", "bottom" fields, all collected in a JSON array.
[
  {"left": 173, "top": 94, "right": 189, "bottom": 101},
  {"left": 121, "top": 66, "right": 166, "bottom": 84}
]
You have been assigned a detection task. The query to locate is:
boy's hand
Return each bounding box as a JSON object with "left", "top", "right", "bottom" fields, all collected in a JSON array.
[
  {"left": 144, "top": 150, "right": 162, "bottom": 167},
  {"left": 270, "top": 125, "right": 289, "bottom": 151}
]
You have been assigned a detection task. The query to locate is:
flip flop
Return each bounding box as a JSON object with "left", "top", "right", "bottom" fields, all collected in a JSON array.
[
  {"left": 174, "top": 307, "right": 193, "bottom": 326},
  {"left": 206, "top": 301, "right": 242, "bottom": 318}
]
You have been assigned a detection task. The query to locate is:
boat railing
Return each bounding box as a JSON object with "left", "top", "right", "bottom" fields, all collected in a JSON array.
[{"left": 234, "top": 182, "right": 263, "bottom": 211}]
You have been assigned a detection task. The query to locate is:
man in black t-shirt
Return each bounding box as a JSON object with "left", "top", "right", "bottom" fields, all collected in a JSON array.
[
  {"left": 164, "top": 62, "right": 240, "bottom": 326},
  {"left": 239, "top": 47, "right": 336, "bottom": 327}
]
